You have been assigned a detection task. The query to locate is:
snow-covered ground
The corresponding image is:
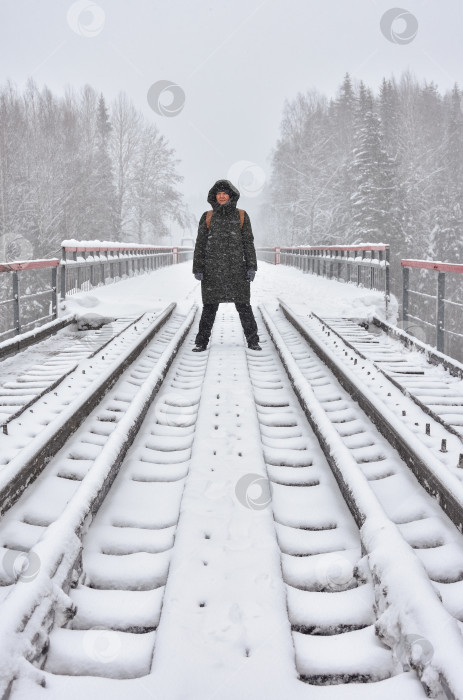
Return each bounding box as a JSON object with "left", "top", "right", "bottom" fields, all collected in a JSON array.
[
  {"left": 4, "top": 261, "right": 463, "bottom": 699},
  {"left": 63, "top": 259, "right": 393, "bottom": 324}
]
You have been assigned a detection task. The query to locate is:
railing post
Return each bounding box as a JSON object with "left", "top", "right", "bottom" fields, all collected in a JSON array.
[
  {"left": 172, "top": 247, "right": 178, "bottom": 264},
  {"left": 385, "top": 247, "right": 390, "bottom": 313},
  {"left": 402, "top": 265, "right": 409, "bottom": 324},
  {"left": 74, "top": 250, "right": 82, "bottom": 290},
  {"left": 12, "top": 270, "right": 20, "bottom": 335},
  {"left": 89, "top": 259, "right": 95, "bottom": 288},
  {"left": 274, "top": 247, "right": 280, "bottom": 265},
  {"left": 61, "top": 247, "right": 67, "bottom": 300},
  {"left": 51, "top": 266, "right": 58, "bottom": 320},
  {"left": 436, "top": 271, "right": 446, "bottom": 353}
]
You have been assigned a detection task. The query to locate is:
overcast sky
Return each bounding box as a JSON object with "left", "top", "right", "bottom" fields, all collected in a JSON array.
[{"left": 1, "top": 0, "right": 462, "bottom": 230}]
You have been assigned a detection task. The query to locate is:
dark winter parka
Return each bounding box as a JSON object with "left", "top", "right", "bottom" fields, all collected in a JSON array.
[{"left": 193, "top": 179, "right": 257, "bottom": 304}]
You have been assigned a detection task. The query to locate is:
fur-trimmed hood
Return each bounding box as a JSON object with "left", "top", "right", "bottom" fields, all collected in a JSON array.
[{"left": 207, "top": 179, "right": 240, "bottom": 211}]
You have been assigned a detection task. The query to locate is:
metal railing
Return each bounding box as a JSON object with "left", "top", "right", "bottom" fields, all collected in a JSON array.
[
  {"left": 0, "top": 242, "right": 194, "bottom": 341},
  {"left": 257, "top": 244, "right": 390, "bottom": 309},
  {"left": 256, "top": 247, "right": 281, "bottom": 265},
  {"left": 0, "top": 259, "right": 59, "bottom": 340},
  {"left": 402, "top": 259, "right": 463, "bottom": 358},
  {"left": 60, "top": 242, "right": 193, "bottom": 298}
]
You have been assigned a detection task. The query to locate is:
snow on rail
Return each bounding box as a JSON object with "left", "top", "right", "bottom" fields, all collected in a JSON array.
[
  {"left": 278, "top": 300, "right": 463, "bottom": 531},
  {"left": 0, "top": 304, "right": 197, "bottom": 698},
  {"left": 61, "top": 239, "right": 174, "bottom": 252},
  {"left": 260, "top": 303, "right": 463, "bottom": 699},
  {"left": 0, "top": 307, "right": 175, "bottom": 514},
  {"left": 401, "top": 259, "right": 463, "bottom": 273},
  {"left": 0, "top": 259, "right": 59, "bottom": 272}
]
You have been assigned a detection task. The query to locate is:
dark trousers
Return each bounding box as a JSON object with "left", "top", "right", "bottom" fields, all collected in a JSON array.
[{"left": 195, "top": 303, "right": 259, "bottom": 346}]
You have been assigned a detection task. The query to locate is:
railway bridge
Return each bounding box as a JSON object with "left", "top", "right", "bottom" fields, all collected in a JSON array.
[{"left": 0, "top": 240, "right": 462, "bottom": 699}]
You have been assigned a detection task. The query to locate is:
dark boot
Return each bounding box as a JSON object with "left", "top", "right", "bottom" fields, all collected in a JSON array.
[
  {"left": 195, "top": 303, "right": 219, "bottom": 347},
  {"left": 235, "top": 303, "right": 260, "bottom": 347}
]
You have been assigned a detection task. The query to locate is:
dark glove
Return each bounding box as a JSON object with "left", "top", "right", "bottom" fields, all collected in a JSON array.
[
  {"left": 194, "top": 272, "right": 203, "bottom": 281},
  {"left": 246, "top": 269, "right": 256, "bottom": 282}
]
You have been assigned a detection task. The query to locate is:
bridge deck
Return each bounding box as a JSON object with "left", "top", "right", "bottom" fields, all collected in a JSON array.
[{"left": 1, "top": 262, "right": 463, "bottom": 699}]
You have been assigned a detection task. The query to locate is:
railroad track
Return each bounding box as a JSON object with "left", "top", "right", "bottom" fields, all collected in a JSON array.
[
  {"left": 311, "top": 313, "right": 463, "bottom": 442},
  {"left": 1, "top": 302, "right": 463, "bottom": 699},
  {"left": 0, "top": 317, "right": 141, "bottom": 434},
  {"left": 0, "top": 302, "right": 197, "bottom": 698},
  {"left": 257, "top": 305, "right": 463, "bottom": 698},
  {"left": 276, "top": 300, "right": 463, "bottom": 532},
  {"left": 0, "top": 307, "right": 178, "bottom": 516}
]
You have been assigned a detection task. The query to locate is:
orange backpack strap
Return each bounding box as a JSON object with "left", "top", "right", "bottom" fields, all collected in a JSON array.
[{"left": 206, "top": 209, "right": 245, "bottom": 228}]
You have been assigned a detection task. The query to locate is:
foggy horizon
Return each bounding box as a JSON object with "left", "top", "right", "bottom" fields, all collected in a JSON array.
[{"left": 2, "top": 0, "right": 463, "bottom": 231}]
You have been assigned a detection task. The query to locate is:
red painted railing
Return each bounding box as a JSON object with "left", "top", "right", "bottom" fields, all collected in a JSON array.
[
  {"left": 0, "top": 258, "right": 60, "bottom": 339},
  {"left": 402, "top": 259, "right": 463, "bottom": 274},
  {"left": 401, "top": 259, "right": 463, "bottom": 354},
  {"left": 256, "top": 244, "right": 390, "bottom": 309},
  {"left": 0, "top": 259, "right": 59, "bottom": 273},
  {"left": 0, "top": 242, "right": 195, "bottom": 341},
  {"left": 60, "top": 241, "right": 193, "bottom": 299}
]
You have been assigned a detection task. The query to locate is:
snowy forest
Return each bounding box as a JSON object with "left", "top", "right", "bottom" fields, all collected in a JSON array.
[
  {"left": 0, "top": 71, "right": 462, "bottom": 355},
  {"left": 0, "top": 79, "right": 191, "bottom": 262},
  {"left": 261, "top": 71, "right": 463, "bottom": 284}
]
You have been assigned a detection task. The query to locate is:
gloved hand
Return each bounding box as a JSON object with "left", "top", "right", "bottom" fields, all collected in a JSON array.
[
  {"left": 194, "top": 272, "right": 203, "bottom": 281},
  {"left": 246, "top": 269, "right": 256, "bottom": 282}
]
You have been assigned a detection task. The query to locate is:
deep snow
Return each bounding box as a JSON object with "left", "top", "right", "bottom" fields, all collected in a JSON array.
[{"left": 3, "top": 261, "right": 461, "bottom": 699}]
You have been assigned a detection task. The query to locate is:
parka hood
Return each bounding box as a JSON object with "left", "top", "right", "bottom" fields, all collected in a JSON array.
[{"left": 207, "top": 179, "right": 240, "bottom": 210}]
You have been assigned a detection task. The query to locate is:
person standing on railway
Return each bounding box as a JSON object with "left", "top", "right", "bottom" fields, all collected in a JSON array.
[{"left": 192, "top": 179, "right": 261, "bottom": 352}]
